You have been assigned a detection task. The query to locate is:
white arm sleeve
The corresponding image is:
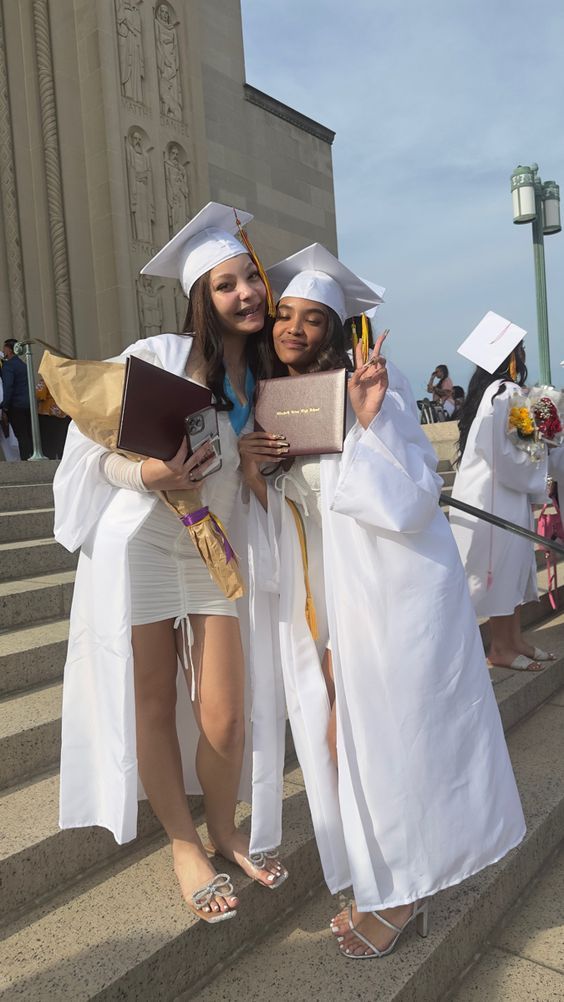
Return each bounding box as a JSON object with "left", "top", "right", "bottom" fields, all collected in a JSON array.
[{"left": 100, "top": 452, "right": 149, "bottom": 492}]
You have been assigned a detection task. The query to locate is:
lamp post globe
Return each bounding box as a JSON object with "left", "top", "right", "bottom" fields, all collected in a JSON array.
[
  {"left": 541, "top": 181, "right": 561, "bottom": 235},
  {"left": 511, "top": 164, "right": 537, "bottom": 223}
]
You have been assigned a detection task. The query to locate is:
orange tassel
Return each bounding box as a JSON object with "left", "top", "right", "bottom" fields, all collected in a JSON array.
[
  {"left": 233, "top": 209, "right": 276, "bottom": 318},
  {"left": 509, "top": 351, "right": 517, "bottom": 382}
]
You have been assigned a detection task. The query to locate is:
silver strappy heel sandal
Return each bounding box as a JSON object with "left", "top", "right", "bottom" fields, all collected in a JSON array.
[
  {"left": 340, "top": 899, "right": 429, "bottom": 958},
  {"left": 187, "top": 873, "right": 238, "bottom": 924}
]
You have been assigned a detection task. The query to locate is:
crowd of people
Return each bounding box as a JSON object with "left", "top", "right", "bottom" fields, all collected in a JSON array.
[
  {"left": 0, "top": 339, "right": 70, "bottom": 461},
  {"left": 42, "top": 198, "right": 561, "bottom": 964}
]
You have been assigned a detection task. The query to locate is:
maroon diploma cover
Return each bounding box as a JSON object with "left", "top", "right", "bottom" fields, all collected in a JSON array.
[{"left": 254, "top": 368, "right": 347, "bottom": 456}]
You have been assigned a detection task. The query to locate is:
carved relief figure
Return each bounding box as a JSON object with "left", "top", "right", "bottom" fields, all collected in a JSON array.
[
  {"left": 164, "top": 143, "right": 190, "bottom": 235},
  {"left": 155, "top": 4, "right": 183, "bottom": 120},
  {"left": 126, "top": 129, "right": 155, "bottom": 243},
  {"left": 116, "top": 0, "right": 145, "bottom": 104},
  {"left": 137, "top": 276, "right": 164, "bottom": 338}
]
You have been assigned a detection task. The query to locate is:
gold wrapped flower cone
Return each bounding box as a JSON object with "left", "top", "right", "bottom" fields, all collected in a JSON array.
[
  {"left": 162, "top": 490, "right": 244, "bottom": 600},
  {"left": 39, "top": 350, "right": 244, "bottom": 600}
]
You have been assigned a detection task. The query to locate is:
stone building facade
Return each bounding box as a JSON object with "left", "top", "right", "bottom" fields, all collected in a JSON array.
[{"left": 0, "top": 0, "right": 337, "bottom": 360}]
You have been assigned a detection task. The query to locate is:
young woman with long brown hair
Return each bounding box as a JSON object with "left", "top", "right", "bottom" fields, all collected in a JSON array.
[{"left": 53, "top": 203, "right": 287, "bottom": 924}]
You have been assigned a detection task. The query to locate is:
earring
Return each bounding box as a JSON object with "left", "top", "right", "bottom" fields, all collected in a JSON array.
[{"left": 509, "top": 351, "right": 517, "bottom": 382}]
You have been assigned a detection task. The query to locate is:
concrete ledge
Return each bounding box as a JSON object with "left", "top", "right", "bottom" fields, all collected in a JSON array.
[{"left": 244, "top": 84, "right": 335, "bottom": 144}]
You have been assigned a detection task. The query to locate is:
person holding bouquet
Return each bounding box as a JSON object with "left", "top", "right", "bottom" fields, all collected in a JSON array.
[
  {"left": 238, "top": 246, "right": 525, "bottom": 959},
  {"left": 452, "top": 314, "right": 564, "bottom": 671},
  {"left": 52, "top": 202, "right": 287, "bottom": 924}
]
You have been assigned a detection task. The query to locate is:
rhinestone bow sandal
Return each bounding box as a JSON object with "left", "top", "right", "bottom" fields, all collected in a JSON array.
[
  {"left": 188, "top": 872, "right": 238, "bottom": 924},
  {"left": 246, "top": 849, "right": 288, "bottom": 890}
]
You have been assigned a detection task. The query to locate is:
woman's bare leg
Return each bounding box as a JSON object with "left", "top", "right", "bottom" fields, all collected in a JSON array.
[
  {"left": 489, "top": 609, "right": 542, "bottom": 668},
  {"left": 183, "top": 614, "right": 284, "bottom": 887},
  {"left": 132, "top": 619, "right": 237, "bottom": 915}
]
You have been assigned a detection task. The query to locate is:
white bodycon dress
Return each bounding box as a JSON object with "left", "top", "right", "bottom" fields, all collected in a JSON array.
[{"left": 124, "top": 411, "right": 248, "bottom": 625}]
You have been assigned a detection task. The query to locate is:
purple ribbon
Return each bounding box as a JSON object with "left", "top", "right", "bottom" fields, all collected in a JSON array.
[{"left": 181, "top": 506, "right": 235, "bottom": 563}]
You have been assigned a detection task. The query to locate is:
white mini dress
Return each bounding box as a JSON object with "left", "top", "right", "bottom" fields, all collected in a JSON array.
[{"left": 128, "top": 411, "right": 247, "bottom": 625}]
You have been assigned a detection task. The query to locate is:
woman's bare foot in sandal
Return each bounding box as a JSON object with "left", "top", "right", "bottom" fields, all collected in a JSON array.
[
  {"left": 207, "top": 828, "right": 288, "bottom": 888},
  {"left": 172, "top": 839, "right": 238, "bottom": 920},
  {"left": 331, "top": 903, "right": 415, "bottom": 957}
]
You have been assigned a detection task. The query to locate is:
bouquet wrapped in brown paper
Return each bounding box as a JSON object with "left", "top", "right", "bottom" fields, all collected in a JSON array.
[
  {"left": 39, "top": 350, "right": 127, "bottom": 452},
  {"left": 39, "top": 350, "right": 244, "bottom": 600}
]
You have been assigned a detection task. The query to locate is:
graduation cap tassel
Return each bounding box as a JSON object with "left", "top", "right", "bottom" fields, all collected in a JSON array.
[
  {"left": 361, "top": 313, "right": 370, "bottom": 365},
  {"left": 351, "top": 318, "right": 359, "bottom": 361},
  {"left": 233, "top": 209, "right": 276, "bottom": 318}
]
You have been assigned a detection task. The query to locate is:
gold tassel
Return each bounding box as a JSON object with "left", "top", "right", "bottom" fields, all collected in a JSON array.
[
  {"left": 351, "top": 318, "right": 359, "bottom": 362},
  {"left": 509, "top": 350, "right": 517, "bottom": 382},
  {"left": 361, "top": 313, "right": 370, "bottom": 365},
  {"left": 233, "top": 209, "right": 276, "bottom": 318},
  {"left": 286, "top": 498, "right": 319, "bottom": 640}
]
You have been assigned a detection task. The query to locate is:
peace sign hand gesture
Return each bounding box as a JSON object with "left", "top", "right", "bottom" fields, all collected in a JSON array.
[{"left": 348, "top": 331, "right": 389, "bottom": 429}]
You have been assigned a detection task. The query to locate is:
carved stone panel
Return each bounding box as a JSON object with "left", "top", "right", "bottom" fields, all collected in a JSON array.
[
  {"left": 154, "top": 3, "right": 183, "bottom": 121},
  {"left": 137, "top": 275, "right": 164, "bottom": 338},
  {"left": 125, "top": 127, "right": 155, "bottom": 245},
  {"left": 116, "top": 0, "right": 145, "bottom": 105},
  {"left": 164, "top": 143, "right": 190, "bottom": 236}
]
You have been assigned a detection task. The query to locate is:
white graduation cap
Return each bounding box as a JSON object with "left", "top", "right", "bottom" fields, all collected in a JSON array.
[
  {"left": 267, "top": 243, "right": 384, "bottom": 323},
  {"left": 361, "top": 279, "right": 386, "bottom": 319},
  {"left": 141, "top": 201, "right": 253, "bottom": 298},
  {"left": 457, "top": 311, "right": 527, "bottom": 374}
]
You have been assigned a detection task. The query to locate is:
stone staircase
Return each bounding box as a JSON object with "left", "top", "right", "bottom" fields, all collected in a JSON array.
[{"left": 1, "top": 461, "right": 564, "bottom": 1001}]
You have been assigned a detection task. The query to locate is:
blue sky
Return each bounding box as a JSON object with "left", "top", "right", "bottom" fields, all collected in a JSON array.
[{"left": 241, "top": 0, "right": 564, "bottom": 395}]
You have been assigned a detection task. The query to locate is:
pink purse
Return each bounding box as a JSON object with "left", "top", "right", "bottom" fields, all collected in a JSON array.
[{"left": 537, "top": 499, "right": 564, "bottom": 610}]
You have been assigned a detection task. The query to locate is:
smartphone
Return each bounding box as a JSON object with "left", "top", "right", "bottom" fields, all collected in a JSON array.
[{"left": 185, "top": 406, "right": 222, "bottom": 480}]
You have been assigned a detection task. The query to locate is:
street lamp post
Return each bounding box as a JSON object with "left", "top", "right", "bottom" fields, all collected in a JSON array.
[{"left": 510, "top": 164, "right": 561, "bottom": 386}]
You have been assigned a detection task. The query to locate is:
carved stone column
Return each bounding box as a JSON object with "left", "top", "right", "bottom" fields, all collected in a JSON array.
[
  {"left": 32, "top": 0, "right": 75, "bottom": 356},
  {"left": 0, "top": 2, "right": 27, "bottom": 341}
]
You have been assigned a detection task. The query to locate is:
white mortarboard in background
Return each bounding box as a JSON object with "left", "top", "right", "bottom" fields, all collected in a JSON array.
[
  {"left": 267, "top": 243, "right": 384, "bottom": 323},
  {"left": 457, "top": 311, "right": 527, "bottom": 374},
  {"left": 141, "top": 201, "right": 252, "bottom": 297}
]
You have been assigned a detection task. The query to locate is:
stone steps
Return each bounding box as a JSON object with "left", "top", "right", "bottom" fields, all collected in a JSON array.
[
  {"left": 0, "top": 538, "right": 77, "bottom": 581},
  {"left": 0, "top": 681, "right": 62, "bottom": 787},
  {"left": 0, "top": 507, "right": 55, "bottom": 543},
  {"left": 0, "top": 768, "right": 317, "bottom": 1001},
  {"left": 1, "top": 616, "right": 563, "bottom": 999},
  {"left": 0, "top": 570, "right": 75, "bottom": 631},
  {"left": 182, "top": 686, "right": 564, "bottom": 1002},
  {"left": 0, "top": 619, "right": 69, "bottom": 696},
  {"left": 0, "top": 483, "right": 57, "bottom": 512}
]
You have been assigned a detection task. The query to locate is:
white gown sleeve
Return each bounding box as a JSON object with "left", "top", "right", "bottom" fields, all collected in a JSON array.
[
  {"left": 474, "top": 389, "right": 548, "bottom": 497},
  {"left": 329, "top": 390, "right": 443, "bottom": 533},
  {"left": 53, "top": 423, "right": 115, "bottom": 552}
]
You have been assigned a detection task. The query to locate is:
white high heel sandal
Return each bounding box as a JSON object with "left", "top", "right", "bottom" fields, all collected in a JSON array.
[{"left": 339, "top": 899, "right": 429, "bottom": 959}]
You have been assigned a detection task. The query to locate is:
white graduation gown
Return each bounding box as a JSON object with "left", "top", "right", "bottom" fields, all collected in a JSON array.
[
  {"left": 450, "top": 381, "right": 549, "bottom": 617},
  {"left": 55, "top": 333, "right": 253, "bottom": 844},
  {"left": 247, "top": 380, "right": 526, "bottom": 911}
]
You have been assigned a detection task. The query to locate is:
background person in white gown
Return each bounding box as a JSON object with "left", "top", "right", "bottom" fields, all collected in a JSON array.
[{"left": 451, "top": 329, "right": 564, "bottom": 672}]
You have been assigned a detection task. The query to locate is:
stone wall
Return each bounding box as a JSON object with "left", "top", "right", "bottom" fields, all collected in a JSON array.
[{"left": 0, "top": 0, "right": 337, "bottom": 360}]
